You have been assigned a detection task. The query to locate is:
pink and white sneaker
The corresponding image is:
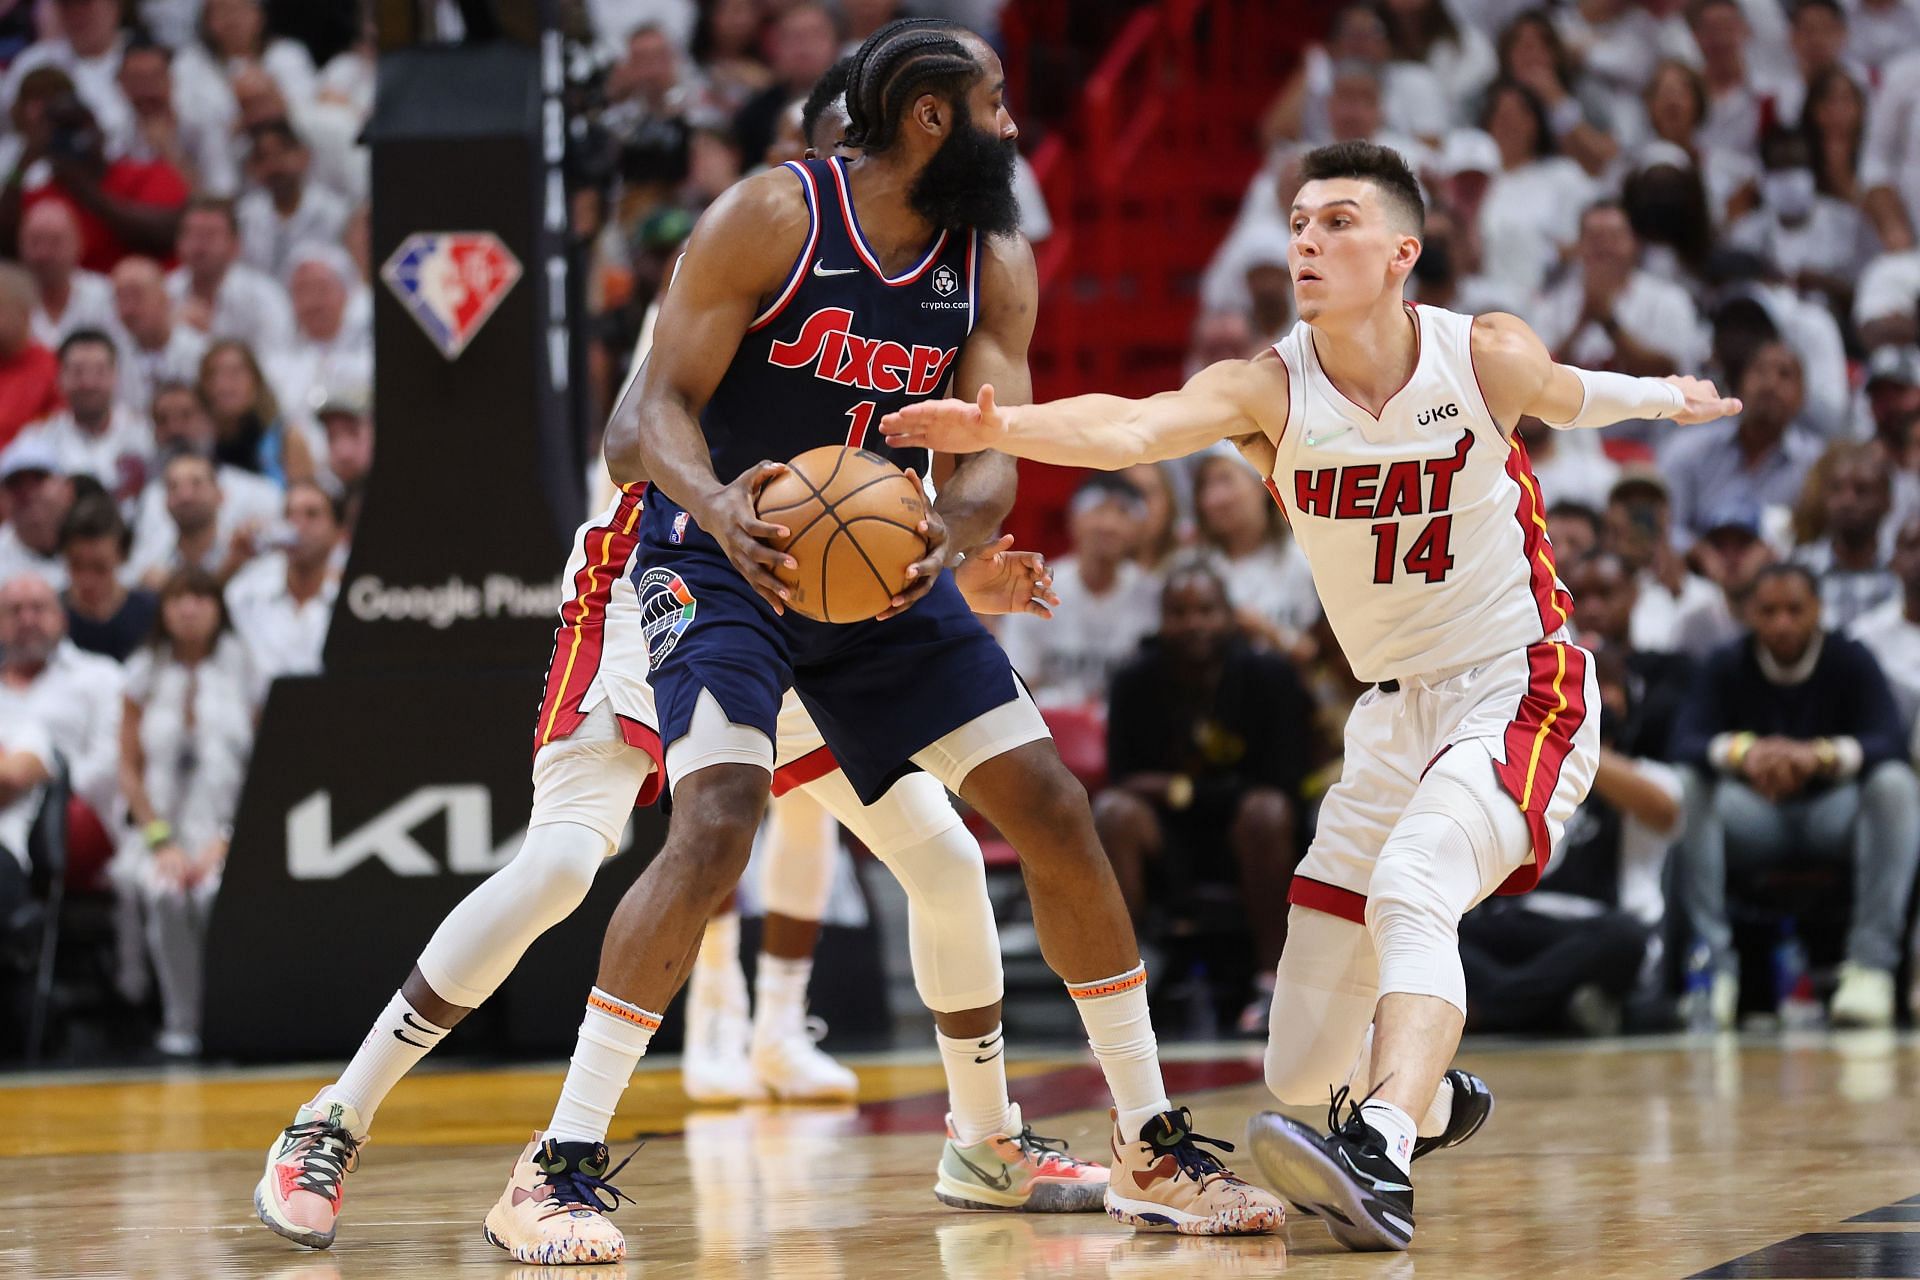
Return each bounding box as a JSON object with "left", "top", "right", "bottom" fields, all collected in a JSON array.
[
  {"left": 254, "top": 1096, "right": 366, "bottom": 1249},
  {"left": 483, "top": 1134, "right": 634, "bottom": 1264}
]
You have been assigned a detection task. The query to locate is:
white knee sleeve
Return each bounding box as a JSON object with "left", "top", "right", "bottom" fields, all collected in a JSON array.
[
  {"left": 1264, "top": 907, "right": 1378, "bottom": 1105},
  {"left": 759, "top": 788, "right": 841, "bottom": 921},
  {"left": 415, "top": 821, "right": 611, "bottom": 1009}
]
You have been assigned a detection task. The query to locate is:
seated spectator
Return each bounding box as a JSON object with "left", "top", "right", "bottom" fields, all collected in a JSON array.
[
  {"left": 1729, "top": 127, "right": 1872, "bottom": 319},
  {"left": 1672, "top": 563, "right": 1920, "bottom": 1029},
  {"left": 1565, "top": 551, "right": 1692, "bottom": 759},
  {"left": 1381, "top": 0, "right": 1497, "bottom": 116},
  {"left": 998, "top": 474, "right": 1159, "bottom": 711},
  {"left": 0, "top": 712, "right": 52, "bottom": 955},
  {"left": 731, "top": 4, "right": 839, "bottom": 173},
  {"left": 197, "top": 338, "right": 311, "bottom": 486},
  {"left": 167, "top": 197, "right": 294, "bottom": 356},
  {"left": 0, "top": 262, "right": 62, "bottom": 449},
  {"left": 4, "top": 90, "right": 189, "bottom": 272},
  {"left": 0, "top": 0, "right": 135, "bottom": 151},
  {"left": 237, "top": 121, "right": 349, "bottom": 282},
  {"left": 1522, "top": 418, "right": 1617, "bottom": 512},
  {"left": 176, "top": 0, "right": 318, "bottom": 116},
  {"left": 264, "top": 244, "right": 369, "bottom": 450},
  {"left": 0, "top": 571, "right": 123, "bottom": 823},
  {"left": 1458, "top": 648, "right": 1682, "bottom": 1035},
  {"left": 0, "top": 438, "right": 74, "bottom": 589},
  {"left": 1857, "top": 247, "right": 1920, "bottom": 351},
  {"left": 1859, "top": 43, "right": 1919, "bottom": 251},
  {"left": 115, "top": 566, "right": 258, "bottom": 1058},
  {"left": 1193, "top": 453, "right": 1319, "bottom": 658},
  {"left": 1123, "top": 461, "right": 1187, "bottom": 576},
  {"left": 128, "top": 450, "right": 264, "bottom": 588},
  {"left": 1602, "top": 469, "right": 1728, "bottom": 653},
  {"left": 1851, "top": 517, "right": 1920, "bottom": 760},
  {"left": 1094, "top": 563, "right": 1310, "bottom": 1031},
  {"left": 1534, "top": 200, "right": 1708, "bottom": 381},
  {"left": 1544, "top": 497, "right": 1601, "bottom": 566},
  {"left": 1660, "top": 339, "right": 1822, "bottom": 554},
  {"left": 1259, "top": 2, "right": 1451, "bottom": 147},
  {"left": 225, "top": 480, "right": 342, "bottom": 695},
  {"left": 1622, "top": 160, "right": 1716, "bottom": 291},
  {"left": 1793, "top": 441, "right": 1899, "bottom": 628},
  {"left": 1491, "top": 10, "right": 1619, "bottom": 177},
  {"left": 692, "top": 0, "right": 772, "bottom": 119},
  {"left": 1681, "top": 503, "right": 1782, "bottom": 657},
  {"left": 61, "top": 493, "right": 157, "bottom": 662},
  {"left": 1406, "top": 198, "right": 1523, "bottom": 320},
  {"left": 109, "top": 256, "right": 206, "bottom": 415},
  {"left": 1687, "top": 0, "right": 1772, "bottom": 156},
  {"left": 1631, "top": 58, "right": 1758, "bottom": 230},
  {"left": 1861, "top": 347, "right": 1920, "bottom": 459},
  {"left": 1472, "top": 79, "right": 1595, "bottom": 297},
  {"left": 1801, "top": 66, "right": 1869, "bottom": 211},
  {"left": 129, "top": 380, "right": 280, "bottom": 564},
  {"left": 10, "top": 329, "right": 153, "bottom": 507},
  {"left": 116, "top": 35, "right": 240, "bottom": 200},
  {"left": 20, "top": 200, "right": 113, "bottom": 348},
  {"left": 316, "top": 384, "right": 372, "bottom": 535},
  {"left": 1847, "top": 0, "right": 1920, "bottom": 76}
]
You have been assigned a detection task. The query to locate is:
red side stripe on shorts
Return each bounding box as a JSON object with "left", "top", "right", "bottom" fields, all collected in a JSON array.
[
  {"left": 1504, "top": 436, "right": 1573, "bottom": 635},
  {"left": 1488, "top": 641, "right": 1589, "bottom": 895},
  {"left": 533, "top": 486, "right": 646, "bottom": 755},
  {"left": 771, "top": 745, "right": 839, "bottom": 798},
  {"left": 615, "top": 714, "right": 666, "bottom": 808},
  {"left": 1287, "top": 874, "right": 1368, "bottom": 925}
]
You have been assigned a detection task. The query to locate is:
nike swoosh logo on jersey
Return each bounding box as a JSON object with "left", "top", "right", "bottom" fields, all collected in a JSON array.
[{"left": 812, "top": 260, "right": 859, "bottom": 277}]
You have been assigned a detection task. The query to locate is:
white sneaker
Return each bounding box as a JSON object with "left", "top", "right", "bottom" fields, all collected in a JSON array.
[
  {"left": 753, "top": 1011, "right": 857, "bottom": 1101},
  {"left": 1711, "top": 970, "right": 1739, "bottom": 1031},
  {"left": 682, "top": 962, "right": 766, "bottom": 1104},
  {"left": 1830, "top": 962, "right": 1896, "bottom": 1028}
]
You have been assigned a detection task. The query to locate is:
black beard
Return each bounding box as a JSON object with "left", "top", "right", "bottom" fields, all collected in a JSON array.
[{"left": 909, "top": 110, "right": 1019, "bottom": 236}]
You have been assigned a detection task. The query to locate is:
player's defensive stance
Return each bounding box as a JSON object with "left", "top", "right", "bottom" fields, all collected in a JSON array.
[{"left": 883, "top": 139, "right": 1740, "bottom": 1252}]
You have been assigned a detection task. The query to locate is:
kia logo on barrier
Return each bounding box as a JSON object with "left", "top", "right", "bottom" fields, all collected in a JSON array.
[{"left": 287, "top": 786, "right": 635, "bottom": 879}]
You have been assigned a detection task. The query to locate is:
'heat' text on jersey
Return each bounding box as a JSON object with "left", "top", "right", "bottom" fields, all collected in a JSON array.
[
  {"left": 768, "top": 307, "right": 959, "bottom": 395},
  {"left": 1292, "top": 430, "right": 1474, "bottom": 520}
]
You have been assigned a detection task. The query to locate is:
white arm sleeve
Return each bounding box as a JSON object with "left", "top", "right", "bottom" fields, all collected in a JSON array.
[{"left": 1541, "top": 367, "right": 1686, "bottom": 430}]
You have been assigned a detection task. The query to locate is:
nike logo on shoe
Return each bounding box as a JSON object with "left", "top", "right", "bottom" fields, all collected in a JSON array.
[
  {"left": 952, "top": 1148, "right": 1014, "bottom": 1191},
  {"left": 1335, "top": 1146, "right": 1410, "bottom": 1193},
  {"left": 812, "top": 260, "right": 859, "bottom": 277}
]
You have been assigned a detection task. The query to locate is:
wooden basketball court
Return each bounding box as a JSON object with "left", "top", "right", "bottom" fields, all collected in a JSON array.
[{"left": 7, "top": 1035, "right": 1919, "bottom": 1279}]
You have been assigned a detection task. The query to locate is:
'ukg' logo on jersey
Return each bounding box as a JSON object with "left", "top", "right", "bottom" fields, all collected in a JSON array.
[
  {"left": 637, "top": 568, "right": 696, "bottom": 668},
  {"left": 381, "top": 232, "right": 523, "bottom": 360},
  {"left": 768, "top": 307, "right": 958, "bottom": 394}
]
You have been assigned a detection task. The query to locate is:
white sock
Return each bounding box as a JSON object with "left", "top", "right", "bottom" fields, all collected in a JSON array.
[
  {"left": 546, "top": 988, "right": 661, "bottom": 1145},
  {"left": 698, "top": 912, "right": 741, "bottom": 973},
  {"left": 1066, "top": 964, "right": 1170, "bottom": 1140},
  {"left": 322, "top": 992, "right": 449, "bottom": 1133},
  {"left": 936, "top": 1025, "right": 1013, "bottom": 1146},
  {"left": 690, "top": 912, "right": 750, "bottom": 1013},
  {"left": 753, "top": 953, "right": 812, "bottom": 1046},
  {"left": 1361, "top": 1098, "right": 1417, "bottom": 1173},
  {"left": 1419, "top": 1074, "right": 1454, "bottom": 1138}
]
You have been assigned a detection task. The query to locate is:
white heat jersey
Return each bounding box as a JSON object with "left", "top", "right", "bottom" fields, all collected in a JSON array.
[{"left": 1267, "top": 304, "right": 1572, "bottom": 685}]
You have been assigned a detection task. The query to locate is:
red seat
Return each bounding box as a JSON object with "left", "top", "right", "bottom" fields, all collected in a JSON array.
[{"left": 964, "top": 702, "right": 1110, "bottom": 869}]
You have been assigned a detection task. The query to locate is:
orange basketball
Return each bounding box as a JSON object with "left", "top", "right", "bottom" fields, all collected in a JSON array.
[{"left": 755, "top": 446, "right": 929, "bottom": 623}]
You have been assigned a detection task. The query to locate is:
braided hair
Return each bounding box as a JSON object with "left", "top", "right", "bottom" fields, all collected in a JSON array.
[{"left": 842, "top": 18, "right": 981, "bottom": 153}]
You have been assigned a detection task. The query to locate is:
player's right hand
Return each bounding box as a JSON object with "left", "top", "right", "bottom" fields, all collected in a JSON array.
[
  {"left": 704, "top": 460, "right": 797, "bottom": 616},
  {"left": 879, "top": 383, "right": 1008, "bottom": 454}
]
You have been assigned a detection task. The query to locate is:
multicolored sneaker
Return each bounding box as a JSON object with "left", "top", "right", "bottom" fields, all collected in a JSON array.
[
  {"left": 253, "top": 1095, "right": 365, "bottom": 1249},
  {"left": 482, "top": 1135, "right": 634, "bottom": 1265},
  {"left": 933, "top": 1104, "right": 1110, "bottom": 1212},
  {"left": 1103, "top": 1107, "right": 1284, "bottom": 1235},
  {"left": 1246, "top": 1087, "right": 1415, "bottom": 1252}
]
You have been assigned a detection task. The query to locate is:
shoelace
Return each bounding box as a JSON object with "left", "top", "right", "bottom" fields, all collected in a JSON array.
[
  {"left": 536, "top": 1142, "right": 641, "bottom": 1219},
  {"left": 802, "top": 1014, "right": 831, "bottom": 1046},
  {"left": 1325, "top": 1079, "right": 1391, "bottom": 1140},
  {"left": 1014, "top": 1125, "right": 1092, "bottom": 1168},
  {"left": 1145, "top": 1107, "right": 1239, "bottom": 1184},
  {"left": 281, "top": 1120, "right": 361, "bottom": 1201}
]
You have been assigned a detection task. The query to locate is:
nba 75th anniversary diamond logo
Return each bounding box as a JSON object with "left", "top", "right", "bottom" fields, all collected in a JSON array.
[{"left": 381, "top": 232, "right": 523, "bottom": 360}]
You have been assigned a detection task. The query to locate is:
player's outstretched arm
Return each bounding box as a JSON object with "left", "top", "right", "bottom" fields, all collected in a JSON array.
[
  {"left": 1470, "top": 312, "right": 1742, "bottom": 433},
  {"left": 879, "top": 356, "right": 1283, "bottom": 470}
]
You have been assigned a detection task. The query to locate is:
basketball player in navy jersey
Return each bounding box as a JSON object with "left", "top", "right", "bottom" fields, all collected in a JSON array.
[{"left": 480, "top": 20, "right": 1282, "bottom": 1264}]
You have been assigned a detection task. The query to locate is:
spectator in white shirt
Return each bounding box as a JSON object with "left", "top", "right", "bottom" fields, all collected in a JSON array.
[
  {"left": 236, "top": 120, "right": 350, "bottom": 283},
  {"left": 1793, "top": 441, "right": 1901, "bottom": 627},
  {"left": 998, "top": 474, "right": 1161, "bottom": 711},
  {"left": 225, "top": 479, "right": 341, "bottom": 696},
  {"left": 1860, "top": 45, "right": 1920, "bottom": 250},
  {"left": 1535, "top": 200, "right": 1710, "bottom": 379},
  {"left": 20, "top": 201, "right": 114, "bottom": 349},
  {"left": 109, "top": 255, "right": 206, "bottom": 414},
  {"left": 265, "top": 243, "right": 369, "bottom": 442},
  {"left": 0, "top": 714, "right": 51, "bottom": 923},
  {"left": 1474, "top": 79, "right": 1597, "bottom": 296},
  {"left": 1260, "top": 3, "right": 1453, "bottom": 146},
  {"left": 1193, "top": 453, "right": 1320, "bottom": 658},
  {"left": 1845, "top": 0, "right": 1920, "bottom": 76},
  {"left": 167, "top": 196, "right": 295, "bottom": 358},
  {"left": 0, "top": 572, "right": 123, "bottom": 821},
  {"left": 126, "top": 380, "right": 280, "bottom": 575},
  {"left": 175, "top": 0, "right": 317, "bottom": 117},
  {"left": 1850, "top": 516, "right": 1920, "bottom": 758},
  {"left": 128, "top": 449, "right": 267, "bottom": 590},
  {"left": 0, "top": 0, "right": 135, "bottom": 160},
  {"left": 1687, "top": 0, "right": 1777, "bottom": 154},
  {"left": 1631, "top": 59, "right": 1761, "bottom": 229},
  {"left": 10, "top": 330, "right": 152, "bottom": 508},
  {"left": 117, "top": 35, "right": 239, "bottom": 199},
  {"left": 0, "top": 438, "right": 74, "bottom": 591},
  {"left": 1604, "top": 468, "right": 1732, "bottom": 653},
  {"left": 1381, "top": 0, "right": 1499, "bottom": 110},
  {"left": 1856, "top": 249, "right": 1920, "bottom": 350},
  {"left": 1730, "top": 126, "right": 1875, "bottom": 315}
]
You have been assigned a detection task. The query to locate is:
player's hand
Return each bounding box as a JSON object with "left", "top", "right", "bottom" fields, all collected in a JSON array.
[
  {"left": 879, "top": 384, "right": 1009, "bottom": 455},
  {"left": 953, "top": 534, "right": 1058, "bottom": 618},
  {"left": 1665, "top": 376, "right": 1742, "bottom": 425},
  {"left": 702, "top": 460, "right": 797, "bottom": 616},
  {"left": 878, "top": 469, "right": 946, "bottom": 620}
]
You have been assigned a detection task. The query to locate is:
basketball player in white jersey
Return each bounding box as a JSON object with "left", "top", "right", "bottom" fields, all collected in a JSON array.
[{"left": 883, "top": 139, "right": 1741, "bottom": 1252}]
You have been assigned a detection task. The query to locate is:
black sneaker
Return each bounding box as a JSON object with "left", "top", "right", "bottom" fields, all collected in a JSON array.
[
  {"left": 1245, "top": 1087, "right": 1414, "bottom": 1252},
  {"left": 1412, "top": 1069, "right": 1493, "bottom": 1161}
]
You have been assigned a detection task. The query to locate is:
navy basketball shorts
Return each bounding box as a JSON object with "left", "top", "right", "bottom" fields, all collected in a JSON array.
[{"left": 633, "top": 497, "right": 1049, "bottom": 804}]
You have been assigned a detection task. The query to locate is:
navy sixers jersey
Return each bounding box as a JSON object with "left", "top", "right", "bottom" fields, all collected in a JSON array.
[{"left": 698, "top": 155, "right": 980, "bottom": 484}]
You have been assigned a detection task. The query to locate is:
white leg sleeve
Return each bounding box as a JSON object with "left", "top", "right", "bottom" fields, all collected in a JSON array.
[
  {"left": 415, "top": 821, "right": 611, "bottom": 1009},
  {"left": 758, "top": 788, "right": 840, "bottom": 921},
  {"left": 1263, "top": 905, "right": 1378, "bottom": 1105},
  {"left": 800, "top": 768, "right": 1003, "bottom": 1012}
]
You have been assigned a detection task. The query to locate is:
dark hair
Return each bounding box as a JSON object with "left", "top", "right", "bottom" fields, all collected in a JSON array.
[
  {"left": 802, "top": 56, "right": 854, "bottom": 148},
  {"left": 182, "top": 194, "right": 239, "bottom": 234},
  {"left": 150, "top": 565, "right": 233, "bottom": 654},
  {"left": 1481, "top": 77, "right": 1555, "bottom": 160},
  {"left": 1547, "top": 499, "right": 1601, "bottom": 532},
  {"left": 199, "top": 338, "right": 280, "bottom": 428},
  {"left": 1646, "top": 58, "right": 1708, "bottom": 133},
  {"left": 1073, "top": 471, "right": 1147, "bottom": 509},
  {"left": 57, "top": 327, "right": 117, "bottom": 365},
  {"left": 58, "top": 492, "right": 129, "bottom": 556},
  {"left": 1495, "top": 9, "right": 1575, "bottom": 90},
  {"left": 1298, "top": 139, "right": 1425, "bottom": 232},
  {"left": 1382, "top": 0, "right": 1461, "bottom": 61},
  {"left": 842, "top": 17, "right": 980, "bottom": 153},
  {"left": 1750, "top": 560, "right": 1819, "bottom": 597},
  {"left": 245, "top": 117, "right": 303, "bottom": 152},
  {"left": 1161, "top": 556, "right": 1234, "bottom": 612},
  {"left": 1790, "top": 0, "right": 1843, "bottom": 21},
  {"left": 691, "top": 0, "right": 762, "bottom": 63},
  {"left": 289, "top": 477, "right": 346, "bottom": 527},
  {"left": 1799, "top": 67, "right": 1866, "bottom": 197},
  {"left": 122, "top": 32, "right": 173, "bottom": 65},
  {"left": 1624, "top": 163, "right": 1713, "bottom": 275}
]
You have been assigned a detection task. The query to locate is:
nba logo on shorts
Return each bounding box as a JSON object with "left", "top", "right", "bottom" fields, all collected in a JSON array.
[
  {"left": 637, "top": 567, "right": 697, "bottom": 667},
  {"left": 671, "top": 511, "right": 690, "bottom": 544},
  {"left": 931, "top": 264, "right": 959, "bottom": 297},
  {"left": 381, "top": 231, "right": 524, "bottom": 360}
]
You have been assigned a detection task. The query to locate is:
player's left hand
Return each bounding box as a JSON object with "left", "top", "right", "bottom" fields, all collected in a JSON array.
[
  {"left": 953, "top": 534, "right": 1058, "bottom": 618},
  {"left": 1665, "top": 375, "right": 1742, "bottom": 425},
  {"left": 879, "top": 469, "right": 946, "bottom": 620}
]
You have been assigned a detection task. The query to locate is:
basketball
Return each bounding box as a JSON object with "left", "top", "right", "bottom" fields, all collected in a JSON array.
[{"left": 756, "top": 446, "right": 929, "bottom": 623}]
